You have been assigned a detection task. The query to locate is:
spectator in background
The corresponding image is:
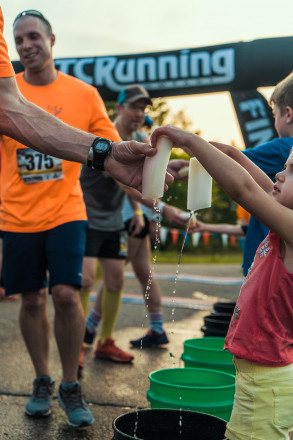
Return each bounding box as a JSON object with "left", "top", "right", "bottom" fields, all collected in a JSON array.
[
  {"left": 211, "top": 72, "right": 293, "bottom": 276},
  {"left": 115, "top": 85, "right": 188, "bottom": 348}
]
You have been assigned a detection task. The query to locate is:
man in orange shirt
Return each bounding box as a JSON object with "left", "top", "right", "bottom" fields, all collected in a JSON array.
[
  {"left": 0, "top": 9, "right": 142, "bottom": 428},
  {"left": 0, "top": 7, "right": 167, "bottom": 189}
]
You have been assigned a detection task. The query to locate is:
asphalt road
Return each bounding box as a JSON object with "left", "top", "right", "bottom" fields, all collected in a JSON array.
[{"left": 0, "top": 263, "right": 242, "bottom": 440}]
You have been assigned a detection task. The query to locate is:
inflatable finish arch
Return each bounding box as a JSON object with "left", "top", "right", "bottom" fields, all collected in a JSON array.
[{"left": 12, "top": 36, "right": 293, "bottom": 147}]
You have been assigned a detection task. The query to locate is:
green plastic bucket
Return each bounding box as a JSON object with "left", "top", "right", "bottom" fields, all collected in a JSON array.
[
  {"left": 147, "top": 367, "right": 235, "bottom": 421},
  {"left": 181, "top": 337, "right": 235, "bottom": 376}
]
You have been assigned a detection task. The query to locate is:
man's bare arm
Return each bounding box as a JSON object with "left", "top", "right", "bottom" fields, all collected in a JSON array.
[
  {"left": 0, "top": 77, "right": 174, "bottom": 192},
  {"left": 0, "top": 77, "right": 94, "bottom": 163}
]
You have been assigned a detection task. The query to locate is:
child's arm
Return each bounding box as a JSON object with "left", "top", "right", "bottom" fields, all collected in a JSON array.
[
  {"left": 151, "top": 126, "right": 293, "bottom": 247},
  {"left": 188, "top": 220, "right": 245, "bottom": 236},
  {"left": 210, "top": 141, "right": 273, "bottom": 193}
]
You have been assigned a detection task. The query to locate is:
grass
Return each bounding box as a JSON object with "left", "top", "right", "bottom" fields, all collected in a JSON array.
[
  {"left": 96, "top": 250, "right": 243, "bottom": 278},
  {"left": 152, "top": 250, "right": 243, "bottom": 264}
]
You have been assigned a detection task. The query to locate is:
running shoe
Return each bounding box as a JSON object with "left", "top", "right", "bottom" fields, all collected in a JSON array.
[
  {"left": 58, "top": 382, "right": 94, "bottom": 427},
  {"left": 95, "top": 338, "right": 134, "bottom": 363},
  {"left": 84, "top": 327, "right": 96, "bottom": 345},
  {"left": 25, "top": 376, "right": 54, "bottom": 417},
  {"left": 130, "top": 330, "right": 169, "bottom": 348}
]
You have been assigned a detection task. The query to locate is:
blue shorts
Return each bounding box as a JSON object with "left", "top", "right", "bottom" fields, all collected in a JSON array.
[{"left": 2, "top": 221, "right": 87, "bottom": 295}]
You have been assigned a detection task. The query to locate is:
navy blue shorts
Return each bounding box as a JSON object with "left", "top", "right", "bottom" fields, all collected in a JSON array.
[
  {"left": 2, "top": 221, "right": 87, "bottom": 295},
  {"left": 85, "top": 228, "right": 128, "bottom": 259},
  {"left": 124, "top": 215, "right": 150, "bottom": 239}
]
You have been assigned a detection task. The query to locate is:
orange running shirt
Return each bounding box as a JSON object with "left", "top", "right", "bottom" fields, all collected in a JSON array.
[
  {"left": 236, "top": 204, "right": 250, "bottom": 225},
  {"left": 0, "top": 6, "right": 14, "bottom": 77},
  {"left": 0, "top": 71, "right": 121, "bottom": 232}
]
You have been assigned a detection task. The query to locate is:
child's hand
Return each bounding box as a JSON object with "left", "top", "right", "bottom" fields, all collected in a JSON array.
[
  {"left": 167, "top": 159, "right": 190, "bottom": 180},
  {"left": 151, "top": 125, "right": 193, "bottom": 150}
]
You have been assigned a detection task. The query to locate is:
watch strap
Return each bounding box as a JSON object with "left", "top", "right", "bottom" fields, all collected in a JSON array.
[{"left": 87, "top": 137, "right": 112, "bottom": 170}]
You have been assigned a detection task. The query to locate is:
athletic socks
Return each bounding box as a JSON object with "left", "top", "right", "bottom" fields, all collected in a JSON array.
[
  {"left": 100, "top": 288, "right": 122, "bottom": 343},
  {"left": 149, "top": 312, "right": 164, "bottom": 334},
  {"left": 86, "top": 308, "right": 102, "bottom": 333}
]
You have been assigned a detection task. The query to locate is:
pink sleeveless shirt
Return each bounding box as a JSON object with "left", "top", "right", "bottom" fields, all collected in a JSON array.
[{"left": 224, "top": 231, "right": 293, "bottom": 367}]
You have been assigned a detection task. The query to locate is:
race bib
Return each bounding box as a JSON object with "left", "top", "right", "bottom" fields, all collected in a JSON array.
[{"left": 17, "top": 148, "right": 63, "bottom": 184}]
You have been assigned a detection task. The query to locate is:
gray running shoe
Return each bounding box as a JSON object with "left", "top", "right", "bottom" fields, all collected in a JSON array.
[
  {"left": 58, "top": 382, "right": 94, "bottom": 427},
  {"left": 25, "top": 376, "right": 54, "bottom": 417}
]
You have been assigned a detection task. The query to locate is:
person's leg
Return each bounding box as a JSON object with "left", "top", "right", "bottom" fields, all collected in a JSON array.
[
  {"left": 80, "top": 256, "right": 98, "bottom": 317},
  {"left": 51, "top": 284, "right": 85, "bottom": 383},
  {"left": 47, "top": 221, "right": 93, "bottom": 427},
  {"left": 85, "top": 282, "right": 103, "bottom": 335},
  {"left": 95, "top": 257, "right": 133, "bottom": 363},
  {"left": 99, "top": 258, "right": 124, "bottom": 342},
  {"left": 81, "top": 228, "right": 104, "bottom": 344},
  {"left": 127, "top": 234, "right": 168, "bottom": 347},
  {"left": 81, "top": 256, "right": 101, "bottom": 344},
  {"left": 128, "top": 234, "right": 162, "bottom": 313},
  {"left": 80, "top": 257, "right": 101, "bottom": 338},
  {"left": 20, "top": 289, "right": 50, "bottom": 377},
  {"left": 47, "top": 221, "right": 87, "bottom": 382},
  {"left": 20, "top": 289, "right": 55, "bottom": 418},
  {"left": 52, "top": 284, "right": 93, "bottom": 427},
  {"left": 2, "top": 231, "right": 54, "bottom": 417}
]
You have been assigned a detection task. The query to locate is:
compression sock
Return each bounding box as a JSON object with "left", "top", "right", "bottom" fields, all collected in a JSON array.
[
  {"left": 79, "top": 289, "right": 91, "bottom": 317},
  {"left": 86, "top": 307, "right": 102, "bottom": 333},
  {"left": 100, "top": 287, "right": 122, "bottom": 343},
  {"left": 149, "top": 312, "right": 164, "bottom": 334}
]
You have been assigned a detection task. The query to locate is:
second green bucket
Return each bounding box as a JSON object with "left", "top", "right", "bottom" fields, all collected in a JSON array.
[
  {"left": 147, "top": 367, "right": 235, "bottom": 421},
  {"left": 181, "top": 337, "right": 235, "bottom": 375}
]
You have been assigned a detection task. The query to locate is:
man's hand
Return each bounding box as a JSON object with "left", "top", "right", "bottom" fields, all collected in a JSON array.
[
  {"left": 128, "top": 212, "right": 145, "bottom": 236},
  {"left": 167, "top": 159, "right": 190, "bottom": 180},
  {"left": 163, "top": 205, "right": 190, "bottom": 227},
  {"left": 104, "top": 140, "right": 174, "bottom": 192}
]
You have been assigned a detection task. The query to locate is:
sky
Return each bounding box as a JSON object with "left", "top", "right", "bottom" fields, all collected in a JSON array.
[{"left": 2, "top": 0, "right": 293, "bottom": 147}]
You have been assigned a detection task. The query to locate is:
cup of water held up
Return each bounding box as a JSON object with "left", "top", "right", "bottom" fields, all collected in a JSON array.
[
  {"left": 142, "top": 140, "right": 212, "bottom": 215},
  {"left": 142, "top": 135, "right": 173, "bottom": 200}
]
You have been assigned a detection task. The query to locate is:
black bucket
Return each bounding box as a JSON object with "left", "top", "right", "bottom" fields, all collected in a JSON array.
[
  {"left": 213, "top": 301, "right": 236, "bottom": 316},
  {"left": 112, "top": 408, "right": 227, "bottom": 440},
  {"left": 201, "top": 313, "right": 231, "bottom": 337}
]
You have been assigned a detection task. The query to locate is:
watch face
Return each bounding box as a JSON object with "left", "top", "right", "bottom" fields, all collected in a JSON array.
[{"left": 97, "top": 140, "right": 110, "bottom": 152}]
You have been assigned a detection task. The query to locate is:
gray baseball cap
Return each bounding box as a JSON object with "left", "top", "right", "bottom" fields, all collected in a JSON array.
[{"left": 117, "top": 85, "right": 152, "bottom": 105}]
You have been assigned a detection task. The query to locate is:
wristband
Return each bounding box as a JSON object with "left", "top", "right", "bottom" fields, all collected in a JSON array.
[
  {"left": 134, "top": 210, "right": 143, "bottom": 215},
  {"left": 157, "top": 201, "right": 166, "bottom": 213}
]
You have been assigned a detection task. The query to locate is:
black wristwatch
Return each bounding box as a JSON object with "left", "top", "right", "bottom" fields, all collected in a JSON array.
[{"left": 87, "top": 137, "right": 113, "bottom": 170}]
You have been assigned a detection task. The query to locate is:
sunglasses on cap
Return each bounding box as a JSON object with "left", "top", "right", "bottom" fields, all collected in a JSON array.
[{"left": 13, "top": 9, "right": 52, "bottom": 31}]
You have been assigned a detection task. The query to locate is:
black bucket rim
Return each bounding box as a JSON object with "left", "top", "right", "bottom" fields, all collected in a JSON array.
[{"left": 112, "top": 408, "right": 227, "bottom": 440}]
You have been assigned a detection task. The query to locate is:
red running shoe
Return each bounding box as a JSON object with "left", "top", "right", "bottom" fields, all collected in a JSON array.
[{"left": 95, "top": 338, "right": 134, "bottom": 363}]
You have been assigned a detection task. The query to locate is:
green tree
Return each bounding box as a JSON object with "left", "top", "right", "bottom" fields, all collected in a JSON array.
[{"left": 105, "top": 101, "right": 116, "bottom": 122}]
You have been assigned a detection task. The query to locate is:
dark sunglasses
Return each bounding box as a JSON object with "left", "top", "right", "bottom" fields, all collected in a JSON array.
[{"left": 13, "top": 9, "right": 52, "bottom": 31}]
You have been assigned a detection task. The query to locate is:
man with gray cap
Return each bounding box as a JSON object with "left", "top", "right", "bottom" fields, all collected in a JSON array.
[
  {"left": 83, "top": 85, "right": 188, "bottom": 351},
  {"left": 115, "top": 85, "right": 152, "bottom": 139},
  {"left": 117, "top": 85, "right": 187, "bottom": 348}
]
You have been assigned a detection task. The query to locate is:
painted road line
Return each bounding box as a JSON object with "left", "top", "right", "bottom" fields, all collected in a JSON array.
[
  {"left": 89, "top": 292, "right": 214, "bottom": 310},
  {"left": 124, "top": 271, "right": 243, "bottom": 286}
]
